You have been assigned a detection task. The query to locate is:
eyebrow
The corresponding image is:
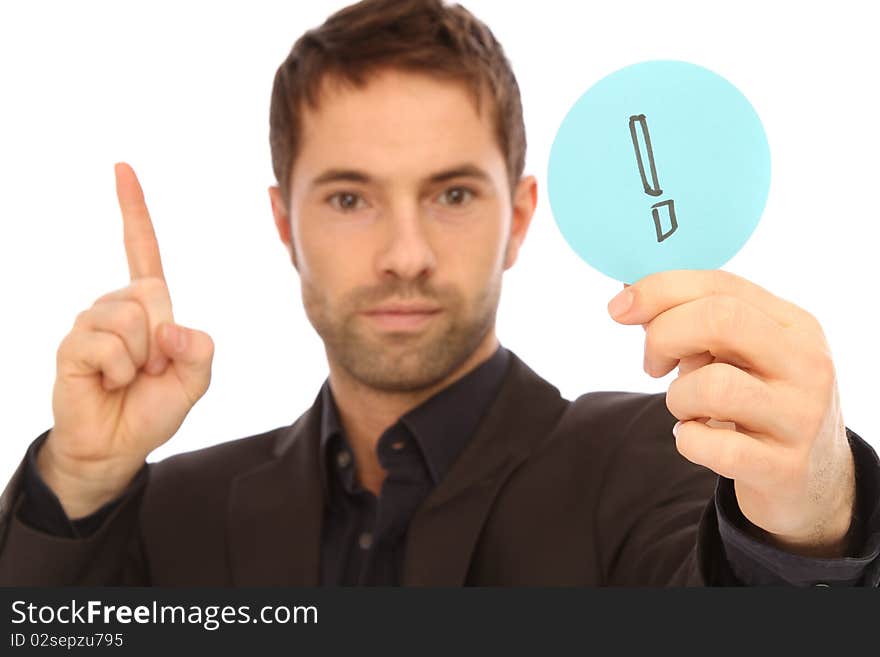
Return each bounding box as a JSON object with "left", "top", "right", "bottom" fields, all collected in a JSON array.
[{"left": 309, "top": 163, "right": 493, "bottom": 189}]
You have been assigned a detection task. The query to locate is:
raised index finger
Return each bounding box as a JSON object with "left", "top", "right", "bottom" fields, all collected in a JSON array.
[{"left": 115, "top": 162, "right": 166, "bottom": 282}]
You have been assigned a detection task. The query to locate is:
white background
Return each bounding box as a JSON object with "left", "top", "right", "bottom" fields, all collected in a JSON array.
[{"left": 1, "top": 0, "right": 878, "bottom": 486}]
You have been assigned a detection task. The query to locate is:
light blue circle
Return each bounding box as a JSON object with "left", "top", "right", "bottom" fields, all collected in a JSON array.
[{"left": 547, "top": 60, "right": 771, "bottom": 284}]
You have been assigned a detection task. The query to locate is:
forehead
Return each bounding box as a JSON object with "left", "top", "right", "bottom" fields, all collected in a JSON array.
[{"left": 293, "top": 68, "right": 502, "bottom": 188}]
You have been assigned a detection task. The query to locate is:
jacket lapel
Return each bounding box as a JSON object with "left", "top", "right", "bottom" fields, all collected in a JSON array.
[
  {"left": 402, "top": 352, "right": 569, "bottom": 586},
  {"left": 227, "top": 394, "right": 324, "bottom": 586}
]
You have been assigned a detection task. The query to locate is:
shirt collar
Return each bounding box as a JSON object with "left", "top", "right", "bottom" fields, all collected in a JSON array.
[{"left": 318, "top": 345, "right": 510, "bottom": 499}]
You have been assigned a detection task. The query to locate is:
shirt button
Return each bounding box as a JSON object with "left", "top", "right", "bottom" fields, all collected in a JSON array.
[
  {"left": 336, "top": 450, "right": 352, "bottom": 468},
  {"left": 391, "top": 440, "right": 406, "bottom": 451},
  {"left": 358, "top": 532, "right": 373, "bottom": 550}
]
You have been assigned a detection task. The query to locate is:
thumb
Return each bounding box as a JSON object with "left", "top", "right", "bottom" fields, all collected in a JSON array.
[{"left": 156, "top": 321, "right": 215, "bottom": 395}]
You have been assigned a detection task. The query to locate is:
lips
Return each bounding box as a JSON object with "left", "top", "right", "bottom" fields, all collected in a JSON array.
[
  {"left": 361, "top": 303, "right": 442, "bottom": 332},
  {"left": 363, "top": 304, "right": 441, "bottom": 314}
]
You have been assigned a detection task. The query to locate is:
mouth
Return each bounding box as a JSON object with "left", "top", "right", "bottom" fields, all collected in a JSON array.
[{"left": 360, "top": 304, "right": 442, "bottom": 332}]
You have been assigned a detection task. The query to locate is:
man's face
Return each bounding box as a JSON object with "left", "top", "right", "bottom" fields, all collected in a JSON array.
[{"left": 270, "top": 68, "right": 535, "bottom": 392}]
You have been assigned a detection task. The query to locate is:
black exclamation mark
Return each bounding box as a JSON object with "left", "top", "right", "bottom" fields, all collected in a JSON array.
[{"left": 629, "top": 114, "right": 678, "bottom": 242}]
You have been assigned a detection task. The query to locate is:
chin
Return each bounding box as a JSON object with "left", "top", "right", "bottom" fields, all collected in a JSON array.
[{"left": 332, "top": 327, "right": 479, "bottom": 393}]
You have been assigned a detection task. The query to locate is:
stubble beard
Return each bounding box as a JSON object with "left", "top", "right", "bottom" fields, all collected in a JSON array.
[{"left": 302, "top": 274, "right": 502, "bottom": 393}]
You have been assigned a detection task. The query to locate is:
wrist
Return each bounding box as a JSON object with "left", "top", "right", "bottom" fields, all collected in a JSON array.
[
  {"left": 36, "top": 436, "right": 143, "bottom": 519},
  {"left": 750, "top": 447, "right": 858, "bottom": 559}
]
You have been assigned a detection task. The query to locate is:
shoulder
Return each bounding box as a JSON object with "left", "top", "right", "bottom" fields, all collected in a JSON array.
[
  {"left": 147, "top": 423, "right": 295, "bottom": 488},
  {"left": 565, "top": 389, "right": 672, "bottom": 432},
  {"left": 503, "top": 351, "right": 674, "bottom": 456},
  {"left": 505, "top": 350, "right": 670, "bottom": 432},
  {"left": 529, "top": 389, "right": 677, "bottom": 472}
]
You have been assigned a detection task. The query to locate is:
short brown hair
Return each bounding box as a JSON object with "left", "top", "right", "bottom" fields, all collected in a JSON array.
[{"left": 269, "top": 0, "right": 526, "bottom": 210}]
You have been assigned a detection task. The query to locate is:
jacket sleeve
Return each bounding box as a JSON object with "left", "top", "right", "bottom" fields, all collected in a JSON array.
[
  {"left": 0, "top": 429, "right": 150, "bottom": 586},
  {"left": 18, "top": 430, "right": 128, "bottom": 538},
  {"left": 594, "top": 393, "right": 729, "bottom": 586},
  {"left": 715, "top": 427, "right": 880, "bottom": 586},
  {"left": 595, "top": 393, "right": 880, "bottom": 586}
]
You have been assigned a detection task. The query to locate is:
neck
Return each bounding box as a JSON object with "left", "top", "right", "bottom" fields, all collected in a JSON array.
[{"left": 326, "top": 330, "right": 500, "bottom": 495}]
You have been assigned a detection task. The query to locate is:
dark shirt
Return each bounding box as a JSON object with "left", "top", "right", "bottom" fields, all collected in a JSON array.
[
  {"left": 318, "top": 345, "right": 511, "bottom": 585},
  {"left": 16, "top": 345, "right": 880, "bottom": 585}
]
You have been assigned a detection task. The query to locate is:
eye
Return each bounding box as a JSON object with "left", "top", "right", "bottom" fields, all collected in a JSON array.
[
  {"left": 438, "top": 186, "right": 476, "bottom": 207},
  {"left": 327, "top": 191, "right": 367, "bottom": 212}
]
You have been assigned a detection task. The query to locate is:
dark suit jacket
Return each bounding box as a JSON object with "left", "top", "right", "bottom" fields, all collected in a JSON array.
[{"left": 0, "top": 351, "right": 728, "bottom": 586}]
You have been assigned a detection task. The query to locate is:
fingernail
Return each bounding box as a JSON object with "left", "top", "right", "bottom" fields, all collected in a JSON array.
[
  {"left": 673, "top": 421, "right": 682, "bottom": 438},
  {"left": 174, "top": 325, "right": 187, "bottom": 352},
  {"left": 608, "top": 288, "right": 634, "bottom": 317},
  {"left": 160, "top": 323, "right": 184, "bottom": 353}
]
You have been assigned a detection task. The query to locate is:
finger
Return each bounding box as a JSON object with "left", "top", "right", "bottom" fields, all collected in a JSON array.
[
  {"left": 93, "top": 277, "right": 175, "bottom": 373},
  {"left": 677, "top": 351, "right": 714, "bottom": 376},
  {"left": 58, "top": 329, "right": 138, "bottom": 391},
  {"left": 705, "top": 418, "right": 736, "bottom": 432},
  {"left": 643, "top": 294, "right": 804, "bottom": 381},
  {"left": 691, "top": 417, "right": 737, "bottom": 432},
  {"left": 673, "top": 419, "right": 778, "bottom": 488},
  {"left": 610, "top": 269, "right": 817, "bottom": 332},
  {"left": 74, "top": 300, "right": 150, "bottom": 371},
  {"left": 155, "top": 322, "right": 215, "bottom": 405},
  {"left": 115, "top": 162, "right": 167, "bottom": 282},
  {"left": 666, "top": 362, "right": 787, "bottom": 439}
]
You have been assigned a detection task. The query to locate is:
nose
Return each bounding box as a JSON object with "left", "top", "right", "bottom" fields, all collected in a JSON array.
[{"left": 375, "top": 203, "right": 437, "bottom": 282}]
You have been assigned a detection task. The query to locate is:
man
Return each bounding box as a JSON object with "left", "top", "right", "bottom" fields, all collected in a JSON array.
[{"left": 0, "top": 0, "right": 877, "bottom": 586}]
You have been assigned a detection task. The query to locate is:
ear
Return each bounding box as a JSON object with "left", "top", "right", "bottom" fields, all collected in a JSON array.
[
  {"left": 503, "top": 175, "right": 538, "bottom": 270},
  {"left": 268, "top": 185, "right": 298, "bottom": 269}
]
